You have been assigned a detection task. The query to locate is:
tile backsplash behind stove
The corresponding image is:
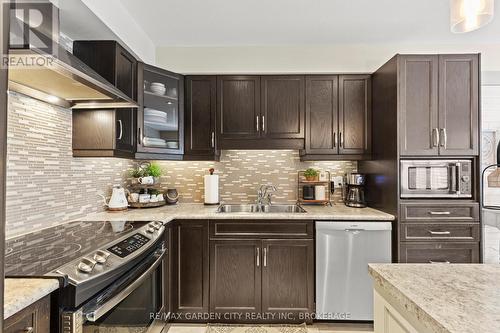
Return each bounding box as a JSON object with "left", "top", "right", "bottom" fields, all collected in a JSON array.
[{"left": 6, "top": 92, "right": 356, "bottom": 238}]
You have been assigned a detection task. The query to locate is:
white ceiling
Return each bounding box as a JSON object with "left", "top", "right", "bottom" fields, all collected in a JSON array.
[{"left": 119, "top": 0, "right": 500, "bottom": 47}]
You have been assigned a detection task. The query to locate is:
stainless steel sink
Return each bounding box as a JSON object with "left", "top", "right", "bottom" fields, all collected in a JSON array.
[{"left": 217, "top": 204, "right": 306, "bottom": 213}]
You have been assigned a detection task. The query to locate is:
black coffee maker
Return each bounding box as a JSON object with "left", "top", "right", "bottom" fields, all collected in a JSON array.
[{"left": 343, "top": 173, "right": 367, "bottom": 208}]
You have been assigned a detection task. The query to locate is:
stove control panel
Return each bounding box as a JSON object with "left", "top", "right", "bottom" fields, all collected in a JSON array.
[{"left": 107, "top": 233, "right": 151, "bottom": 258}]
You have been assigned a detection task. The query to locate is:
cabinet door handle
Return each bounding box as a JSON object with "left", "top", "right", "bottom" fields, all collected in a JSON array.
[
  {"left": 23, "top": 327, "right": 34, "bottom": 333},
  {"left": 429, "top": 211, "right": 451, "bottom": 215},
  {"left": 333, "top": 132, "right": 337, "bottom": 147},
  {"left": 256, "top": 116, "right": 260, "bottom": 132},
  {"left": 439, "top": 128, "right": 447, "bottom": 148},
  {"left": 263, "top": 247, "right": 267, "bottom": 267},
  {"left": 339, "top": 132, "right": 343, "bottom": 147},
  {"left": 429, "top": 260, "right": 450, "bottom": 264},
  {"left": 117, "top": 120, "right": 123, "bottom": 140},
  {"left": 428, "top": 230, "right": 451, "bottom": 235},
  {"left": 211, "top": 132, "right": 215, "bottom": 148},
  {"left": 262, "top": 115, "right": 265, "bottom": 132},
  {"left": 432, "top": 128, "right": 439, "bottom": 147},
  {"left": 256, "top": 247, "right": 260, "bottom": 267},
  {"left": 138, "top": 127, "right": 142, "bottom": 145}
]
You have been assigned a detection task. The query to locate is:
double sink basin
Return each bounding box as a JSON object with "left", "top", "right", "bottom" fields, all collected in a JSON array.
[{"left": 217, "top": 204, "right": 307, "bottom": 214}]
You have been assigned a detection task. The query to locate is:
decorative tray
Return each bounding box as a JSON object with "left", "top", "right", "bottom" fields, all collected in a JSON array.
[{"left": 128, "top": 200, "right": 167, "bottom": 209}]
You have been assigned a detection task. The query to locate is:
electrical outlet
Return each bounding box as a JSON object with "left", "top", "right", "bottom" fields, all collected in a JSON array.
[{"left": 332, "top": 176, "right": 344, "bottom": 188}]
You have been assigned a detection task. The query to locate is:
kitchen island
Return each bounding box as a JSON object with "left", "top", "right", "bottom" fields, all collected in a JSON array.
[{"left": 369, "top": 264, "right": 500, "bottom": 333}]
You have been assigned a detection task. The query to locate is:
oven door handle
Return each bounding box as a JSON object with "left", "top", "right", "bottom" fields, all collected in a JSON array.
[{"left": 84, "top": 248, "right": 165, "bottom": 322}]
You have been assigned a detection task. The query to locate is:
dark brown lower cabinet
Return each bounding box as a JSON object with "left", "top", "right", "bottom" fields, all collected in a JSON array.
[
  {"left": 399, "top": 242, "right": 480, "bottom": 263},
  {"left": 261, "top": 240, "right": 314, "bottom": 317},
  {"left": 171, "top": 220, "right": 209, "bottom": 320},
  {"left": 209, "top": 238, "right": 314, "bottom": 323},
  {"left": 4, "top": 295, "right": 50, "bottom": 333},
  {"left": 210, "top": 240, "right": 262, "bottom": 316}
]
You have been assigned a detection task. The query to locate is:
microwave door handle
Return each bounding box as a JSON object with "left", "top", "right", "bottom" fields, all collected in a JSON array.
[
  {"left": 84, "top": 248, "right": 166, "bottom": 322},
  {"left": 455, "top": 162, "right": 462, "bottom": 195},
  {"left": 448, "top": 164, "right": 457, "bottom": 195}
]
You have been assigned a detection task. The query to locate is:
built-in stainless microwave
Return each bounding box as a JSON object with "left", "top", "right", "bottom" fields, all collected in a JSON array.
[{"left": 400, "top": 160, "right": 472, "bottom": 198}]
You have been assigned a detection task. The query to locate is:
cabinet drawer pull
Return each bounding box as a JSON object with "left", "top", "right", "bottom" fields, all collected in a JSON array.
[
  {"left": 256, "top": 247, "right": 260, "bottom": 267},
  {"left": 211, "top": 132, "right": 215, "bottom": 148},
  {"left": 429, "top": 260, "right": 450, "bottom": 264},
  {"left": 263, "top": 247, "right": 267, "bottom": 267},
  {"left": 117, "top": 120, "right": 123, "bottom": 140},
  {"left": 428, "top": 230, "right": 451, "bottom": 235},
  {"left": 24, "top": 327, "right": 34, "bottom": 333},
  {"left": 429, "top": 211, "right": 451, "bottom": 215},
  {"left": 256, "top": 116, "right": 260, "bottom": 132}
]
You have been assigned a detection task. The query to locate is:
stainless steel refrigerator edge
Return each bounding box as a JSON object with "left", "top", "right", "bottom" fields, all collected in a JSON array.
[{"left": 315, "top": 221, "right": 392, "bottom": 321}]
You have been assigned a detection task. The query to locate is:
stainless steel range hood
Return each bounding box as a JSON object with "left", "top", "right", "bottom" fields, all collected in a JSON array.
[
  {"left": 7, "top": 1, "right": 137, "bottom": 109},
  {"left": 8, "top": 46, "right": 138, "bottom": 109}
]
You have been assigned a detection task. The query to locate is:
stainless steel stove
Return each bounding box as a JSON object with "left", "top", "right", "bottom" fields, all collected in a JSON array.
[{"left": 6, "top": 220, "right": 168, "bottom": 333}]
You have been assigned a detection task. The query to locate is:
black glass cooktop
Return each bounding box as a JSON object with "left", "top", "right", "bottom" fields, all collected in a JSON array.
[{"left": 5, "top": 220, "right": 149, "bottom": 277}]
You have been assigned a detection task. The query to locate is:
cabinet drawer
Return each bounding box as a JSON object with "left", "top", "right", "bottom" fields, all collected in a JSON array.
[
  {"left": 400, "top": 242, "right": 479, "bottom": 263},
  {"left": 5, "top": 295, "right": 50, "bottom": 333},
  {"left": 400, "top": 202, "right": 479, "bottom": 222},
  {"left": 400, "top": 223, "right": 480, "bottom": 241},
  {"left": 210, "top": 220, "right": 313, "bottom": 239}
]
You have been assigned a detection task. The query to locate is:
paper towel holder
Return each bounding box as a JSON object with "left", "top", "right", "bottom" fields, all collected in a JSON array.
[{"left": 204, "top": 168, "right": 220, "bottom": 206}]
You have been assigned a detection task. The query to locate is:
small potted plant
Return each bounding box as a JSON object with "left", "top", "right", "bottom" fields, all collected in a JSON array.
[
  {"left": 129, "top": 162, "right": 164, "bottom": 185},
  {"left": 304, "top": 168, "right": 319, "bottom": 181}
]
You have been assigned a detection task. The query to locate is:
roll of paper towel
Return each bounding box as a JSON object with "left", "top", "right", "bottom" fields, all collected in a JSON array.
[{"left": 204, "top": 174, "right": 219, "bottom": 204}]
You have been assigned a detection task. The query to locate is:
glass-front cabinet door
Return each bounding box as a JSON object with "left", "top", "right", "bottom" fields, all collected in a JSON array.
[{"left": 137, "top": 63, "right": 184, "bottom": 158}]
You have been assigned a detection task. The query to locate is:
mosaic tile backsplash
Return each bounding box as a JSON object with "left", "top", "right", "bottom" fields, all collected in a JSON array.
[
  {"left": 153, "top": 152, "right": 356, "bottom": 204},
  {"left": 6, "top": 92, "right": 356, "bottom": 237},
  {"left": 6, "top": 93, "right": 134, "bottom": 237}
]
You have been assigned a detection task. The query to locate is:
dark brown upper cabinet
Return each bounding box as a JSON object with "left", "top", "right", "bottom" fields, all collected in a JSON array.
[
  {"left": 72, "top": 40, "right": 137, "bottom": 158},
  {"left": 184, "top": 76, "right": 219, "bottom": 160},
  {"left": 338, "top": 75, "right": 371, "bottom": 155},
  {"left": 438, "top": 54, "right": 479, "bottom": 156},
  {"left": 136, "top": 63, "right": 184, "bottom": 160},
  {"left": 399, "top": 54, "right": 479, "bottom": 156},
  {"left": 171, "top": 220, "right": 209, "bottom": 320},
  {"left": 261, "top": 76, "right": 305, "bottom": 139},
  {"left": 217, "top": 76, "right": 304, "bottom": 149},
  {"left": 303, "top": 75, "right": 371, "bottom": 160},
  {"left": 399, "top": 55, "right": 439, "bottom": 156},
  {"left": 217, "top": 75, "right": 261, "bottom": 141},
  {"left": 73, "top": 40, "right": 137, "bottom": 101},
  {"left": 73, "top": 108, "right": 136, "bottom": 158}
]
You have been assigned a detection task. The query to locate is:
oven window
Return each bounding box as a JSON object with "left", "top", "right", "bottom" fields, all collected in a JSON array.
[
  {"left": 84, "top": 266, "right": 162, "bottom": 333},
  {"left": 408, "top": 166, "right": 449, "bottom": 190}
]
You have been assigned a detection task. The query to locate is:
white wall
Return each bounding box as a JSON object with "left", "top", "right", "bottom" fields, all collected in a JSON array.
[
  {"left": 156, "top": 43, "right": 500, "bottom": 74},
  {"left": 81, "top": 0, "right": 156, "bottom": 64}
]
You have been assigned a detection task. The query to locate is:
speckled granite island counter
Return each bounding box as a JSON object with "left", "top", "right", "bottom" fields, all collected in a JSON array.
[
  {"left": 83, "top": 203, "right": 395, "bottom": 222},
  {"left": 4, "top": 278, "right": 59, "bottom": 319},
  {"left": 369, "top": 264, "right": 500, "bottom": 333}
]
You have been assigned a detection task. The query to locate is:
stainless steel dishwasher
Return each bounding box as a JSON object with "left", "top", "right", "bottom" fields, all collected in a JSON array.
[{"left": 315, "top": 221, "right": 392, "bottom": 321}]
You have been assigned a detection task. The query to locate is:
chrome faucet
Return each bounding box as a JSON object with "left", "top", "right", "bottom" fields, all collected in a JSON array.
[{"left": 257, "top": 184, "right": 277, "bottom": 206}]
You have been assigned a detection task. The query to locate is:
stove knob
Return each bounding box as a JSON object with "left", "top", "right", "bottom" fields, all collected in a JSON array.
[
  {"left": 146, "top": 226, "right": 155, "bottom": 234},
  {"left": 93, "top": 250, "right": 110, "bottom": 264},
  {"left": 77, "top": 258, "right": 97, "bottom": 273},
  {"left": 150, "top": 222, "right": 161, "bottom": 230}
]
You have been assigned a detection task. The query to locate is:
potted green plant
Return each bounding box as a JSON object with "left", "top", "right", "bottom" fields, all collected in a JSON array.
[
  {"left": 129, "top": 162, "right": 164, "bottom": 185},
  {"left": 304, "top": 168, "right": 319, "bottom": 181}
]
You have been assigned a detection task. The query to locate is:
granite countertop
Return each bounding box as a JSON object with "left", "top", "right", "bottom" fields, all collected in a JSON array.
[
  {"left": 83, "top": 203, "right": 395, "bottom": 222},
  {"left": 369, "top": 264, "right": 500, "bottom": 333},
  {"left": 4, "top": 278, "right": 59, "bottom": 319}
]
